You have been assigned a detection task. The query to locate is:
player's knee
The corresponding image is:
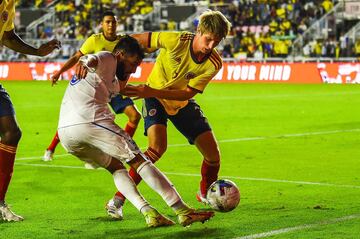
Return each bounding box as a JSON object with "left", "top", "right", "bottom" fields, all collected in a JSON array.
[
  {"left": 127, "top": 110, "right": 141, "bottom": 125},
  {"left": 131, "top": 112, "right": 141, "bottom": 125},
  {"left": 2, "top": 127, "right": 22, "bottom": 145}
]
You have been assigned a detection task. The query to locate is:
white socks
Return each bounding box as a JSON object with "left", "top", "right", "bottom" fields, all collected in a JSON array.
[
  {"left": 136, "top": 160, "right": 186, "bottom": 208},
  {"left": 113, "top": 169, "right": 149, "bottom": 211}
]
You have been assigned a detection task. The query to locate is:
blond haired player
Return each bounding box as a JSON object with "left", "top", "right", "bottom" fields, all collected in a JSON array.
[
  {"left": 44, "top": 11, "right": 140, "bottom": 161},
  {"left": 0, "top": 0, "right": 61, "bottom": 221},
  {"left": 105, "top": 10, "right": 232, "bottom": 219}
]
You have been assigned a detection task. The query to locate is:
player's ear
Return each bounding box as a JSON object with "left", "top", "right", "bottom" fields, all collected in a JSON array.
[{"left": 114, "top": 49, "right": 125, "bottom": 59}]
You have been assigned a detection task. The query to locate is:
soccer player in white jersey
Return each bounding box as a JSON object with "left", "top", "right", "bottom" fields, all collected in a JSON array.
[
  {"left": 43, "top": 11, "right": 141, "bottom": 162},
  {"left": 58, "top": 35, "right": 214, "bottom": 227}
]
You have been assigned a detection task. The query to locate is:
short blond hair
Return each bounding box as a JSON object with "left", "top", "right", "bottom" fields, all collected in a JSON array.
[{"left": 197, "top": 10, "right": 232, "bottom": 39}]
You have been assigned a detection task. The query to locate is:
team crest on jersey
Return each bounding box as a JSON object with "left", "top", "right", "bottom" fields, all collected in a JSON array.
[
  {"left": 148, "top": 109, "right": 157, "bottom": 116},
  {"left": 70, "top": 75, "right": 80, "bottom": 85},
  {"left": 184, "top": 72, "right": 196, "bottom": 80},
  {"left": 1, "top": 11, "right": 8, "bottom": 23}
]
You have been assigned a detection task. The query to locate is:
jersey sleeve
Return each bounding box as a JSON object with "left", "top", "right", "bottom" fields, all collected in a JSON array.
[
  {"left": 150, "top": 32, "right": 180, "bottom": 51},
  {"left": 188, "top": 68, "right": 219, "bottom": 93},
  {"left": 79, "top": 35, "right": 96, "bottom": 55},
  {"left": 189, "top": 51, "right": 223, "bottom": 93}
]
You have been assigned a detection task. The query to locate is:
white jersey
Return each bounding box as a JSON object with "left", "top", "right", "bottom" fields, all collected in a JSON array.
[{"left": 58, "top": 51, "right": 120, "bottom": 128}]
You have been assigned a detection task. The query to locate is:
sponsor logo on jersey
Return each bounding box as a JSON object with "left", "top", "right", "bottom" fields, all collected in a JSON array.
[{"left": 1, "top": 11, "right": 8, "bottom": 23}]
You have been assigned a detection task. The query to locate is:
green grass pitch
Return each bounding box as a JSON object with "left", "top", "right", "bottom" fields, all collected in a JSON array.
[{"left": 0, "top": 81, "right": 360, "bottom": 238}]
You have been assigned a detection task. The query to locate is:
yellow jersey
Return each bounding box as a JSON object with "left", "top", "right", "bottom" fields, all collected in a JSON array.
[
  {"left": 80, "top": 33, "right": 122, "bottom": 54},
  {"left": 0, "top": 0, "right": 15, "bottom": 41},
  {"left": 148, "top": 31, "right": 222, "bottom": 115}
]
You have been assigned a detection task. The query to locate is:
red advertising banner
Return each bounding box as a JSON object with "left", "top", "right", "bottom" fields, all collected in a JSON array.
[{"left": 0, "top": 62, "right": 359, "bottom": 84}]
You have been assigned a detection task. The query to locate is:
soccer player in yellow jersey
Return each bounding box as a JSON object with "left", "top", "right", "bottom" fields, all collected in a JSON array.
[
  {"left": 44, "top": 11, "right": 141, "bottom": 162},
  {"left": 105, "top": 10, "right": 232, "bottom": 218},
  {"left": 0, "top": 0, "right": 61, "bottom": 221}
]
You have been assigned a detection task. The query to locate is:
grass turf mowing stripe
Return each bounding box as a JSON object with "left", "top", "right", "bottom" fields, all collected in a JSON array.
[
  {"left": 235, "top": 214, "right": 360, "bottom": 239},
  {"left": 14, "top": 162, "right": 360, "bottom": 189}
]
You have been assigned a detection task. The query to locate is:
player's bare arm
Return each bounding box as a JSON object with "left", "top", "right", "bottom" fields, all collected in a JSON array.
[
  {"left": 2, "top": 29, "right": 61, "bottom": 56},
  {"left": 122, "top": 84, "right": 199, "bottom": 101},
  {"left": 131, "top": 32, "right": 158, "bottom": 53},
  {"left": 51, "top": 51, "right": 84, "bottom": 85}
]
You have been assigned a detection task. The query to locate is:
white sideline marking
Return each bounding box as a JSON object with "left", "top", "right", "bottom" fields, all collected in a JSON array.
[
  {"left": 167, "top": 128, "right": 360, "bottom": 147},
  {"left": 14, "top": 162, "right": 360, "bottom": 189},
  {"left": 17, "top": 153, "right": 69, "bottom": 161},
  {"left": 235, "top": 214, "right": 360, "bottom": 239},
  {"left": 164, "top": 172, "right": 360, "bottom": 189},
  {"left": 204, "top": 91, "right": 360, "bottom": 101},
  {"left": 16, "top": 128, "right": 360, "bottom": 162}
]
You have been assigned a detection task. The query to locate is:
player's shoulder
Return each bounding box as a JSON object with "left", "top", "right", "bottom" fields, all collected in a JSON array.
[
  {"left": 87, "top": 33, "right": 103, "bottom": 41},
  {"left": 208, "top": 48, "right": 222, "bottom": 71},
  {"left": 91, "top": 33, "right": 103, "bottom": 38},
  {"left": 179, "top": 31, "right": 194, "bottom": 42},
  {"left": 116, "top": 34, "right": 124, "bottom": 41},
  {"left": 97, "top": 50, "right": 116, "bottom": 59}
]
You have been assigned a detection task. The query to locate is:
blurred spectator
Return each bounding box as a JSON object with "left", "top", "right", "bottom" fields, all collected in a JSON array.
[
  {"left": 354, "top": 38, "right": 360, "bottom": 57},
  {"left": 167, "top": 19, "right": 177, "bottom": 31},
  {"left": 13, "top": 0, "right": 360, "bottom": 61}
]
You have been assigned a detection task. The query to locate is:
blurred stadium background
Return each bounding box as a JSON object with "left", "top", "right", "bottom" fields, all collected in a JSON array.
[
  {"left": 2, "top": 0, "right": 360, "bottom": 84},
  {"left": 8, "top": 0, "right": 360, "bottom": 59}
]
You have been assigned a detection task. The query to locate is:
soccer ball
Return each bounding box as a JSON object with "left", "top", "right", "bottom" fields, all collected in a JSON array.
[{"left": 206, "top": 179, "right": 240, "bottom": 212}]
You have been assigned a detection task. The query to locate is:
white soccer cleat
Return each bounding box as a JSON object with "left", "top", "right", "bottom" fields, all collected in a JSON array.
[
  {"left": 105, "top": 199, "right": 123, "bottom": 220},
  {"left": 0, "top": 204, "right": 24, "bottom": 222},
  {"left": 43, "top": 149, "right": 54, "bottom": 162}
]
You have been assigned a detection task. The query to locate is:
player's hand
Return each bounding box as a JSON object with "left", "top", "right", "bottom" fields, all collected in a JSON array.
[
  {"left": 37, "top": 39, "right": 61, "bottom": 56},
  {"left": 75, "top": 63, "right": 88, "bottom": 79},
  {"left": 51, "top": 71, "right": 61, "bottom": 86},
  {"left": 121, "top": 84, "right": 152, "bottom": 99}
]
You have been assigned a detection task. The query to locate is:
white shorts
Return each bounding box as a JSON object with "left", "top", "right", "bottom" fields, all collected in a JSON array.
[{"left": 58, "top": 121, "right": 142, "bottom": 168}]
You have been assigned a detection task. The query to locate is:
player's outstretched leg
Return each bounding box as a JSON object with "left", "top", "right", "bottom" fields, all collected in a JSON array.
[
  {"left": 134, "top": 158, "right": 215, "bottom": 226},
  {"left": 111, "top": 167, "right": 175, "bottom": 227},
  {"left": 105, "top": 147, "right": 159, "bottom": 219},
  {"left": 195, "top": 131, "right": 221, "bottom": 205}
]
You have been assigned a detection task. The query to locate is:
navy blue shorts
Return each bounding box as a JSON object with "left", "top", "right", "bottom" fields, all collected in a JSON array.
[
  {"left": 143, "top": 98, "right": 211, "bottom": 144},
  {"left": 109, "top": 95, "right": 134, "bottom": 114},
  {"left": 0, "top": 84, "right": 15, "bottom": 117}
]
